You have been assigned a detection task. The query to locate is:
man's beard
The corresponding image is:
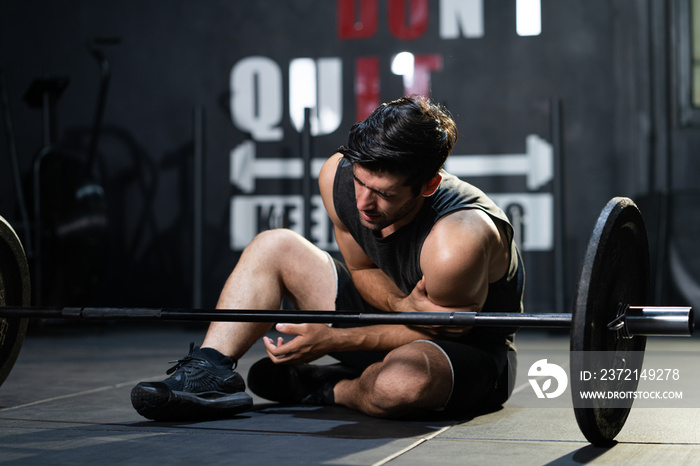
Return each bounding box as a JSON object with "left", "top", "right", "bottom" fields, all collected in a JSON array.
[{"left": 358, "top": 195, "right": 422, "bottom": 232}]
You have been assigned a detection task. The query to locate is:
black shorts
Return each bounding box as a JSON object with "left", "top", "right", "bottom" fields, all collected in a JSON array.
[{"left": 327, "top": 256, "right": 516, "bottom": 416}]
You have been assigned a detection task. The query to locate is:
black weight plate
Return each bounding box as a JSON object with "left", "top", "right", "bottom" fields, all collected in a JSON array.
[
  {"left": 0, "top": 216, "right": 30, "bottom": 388},
  {"left": 570, "top": 197, "right": 649, "bottom": 445}
]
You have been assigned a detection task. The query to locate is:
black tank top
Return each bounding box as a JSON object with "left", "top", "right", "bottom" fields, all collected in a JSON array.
[{"left": 333, "top": 158, "right": 524, "bottom": 344}]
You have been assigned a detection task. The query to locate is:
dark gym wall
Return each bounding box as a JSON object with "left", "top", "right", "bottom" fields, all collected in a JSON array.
[{"left": 0, "top": 1, "right": 694, "bottom": 312}]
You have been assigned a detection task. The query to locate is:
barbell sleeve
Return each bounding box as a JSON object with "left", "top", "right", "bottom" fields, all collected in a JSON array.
[{"left": 622, "top": 306, "right": 694, "bottom": 337}]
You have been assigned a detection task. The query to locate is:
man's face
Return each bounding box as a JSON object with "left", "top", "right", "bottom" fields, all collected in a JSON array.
[{"left": 351, "top": 164, "right": 423, "bottom": 234}]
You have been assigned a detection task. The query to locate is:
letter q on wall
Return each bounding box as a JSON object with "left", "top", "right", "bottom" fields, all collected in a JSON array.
[{"left": 230, "top": 56, "right": 284, "bottom": 141}]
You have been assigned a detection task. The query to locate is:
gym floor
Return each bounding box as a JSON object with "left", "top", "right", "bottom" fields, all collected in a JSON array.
[{"left": 0, "top": 323, "right": 698, "bottom": 465}]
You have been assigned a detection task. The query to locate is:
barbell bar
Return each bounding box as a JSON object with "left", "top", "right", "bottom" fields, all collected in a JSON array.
[
  {"left": 0, "top": 197, "right": 696, "bottom": 446},
  {"left": 0, "top": 305, "right": 693, "bottom": 336}
]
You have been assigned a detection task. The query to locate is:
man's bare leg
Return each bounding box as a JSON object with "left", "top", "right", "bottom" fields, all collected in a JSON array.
[
  {"left": 333, "top": 341, "right": 453, "bottom": 418},
  {"left": 130, "top": 228, "right": 336, "bottom": 420},
  {"left": 202, "top": 229, "right": 337, "bottom": 360}
]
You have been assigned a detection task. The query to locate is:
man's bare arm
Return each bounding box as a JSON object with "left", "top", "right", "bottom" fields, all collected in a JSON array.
[
  {"left": 319, "top": 154, "right": 473, "bottom": 314},
  {"left": 315, "top": 154, "right": 436, "bottom": 350},
  {"left": 319, "top": 154, "right": 401, "bottom": 309}
]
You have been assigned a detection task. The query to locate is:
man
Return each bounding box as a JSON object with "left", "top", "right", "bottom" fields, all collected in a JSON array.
[{"left": 131, "top": 96, "right": 524, "bottom": 421}]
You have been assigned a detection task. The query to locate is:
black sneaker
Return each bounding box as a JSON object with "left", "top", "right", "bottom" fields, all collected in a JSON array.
[
  {"left": 247, "top": 358, "right": 360, "bottom": 405},
  {"left": 131, "top": 343, "right": 253, "bottom": 421}
]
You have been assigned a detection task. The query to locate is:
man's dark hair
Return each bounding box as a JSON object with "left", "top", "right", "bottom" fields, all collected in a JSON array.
[{"left": 338, "top": 96, "right": 457, "bottom": 194}]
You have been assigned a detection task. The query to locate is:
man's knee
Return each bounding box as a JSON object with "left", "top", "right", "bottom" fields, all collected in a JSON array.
[
  {"left": 249, "top": 228, "right": 300, "bottom": 249},
  {"left": 371, "top": 368, "right": 428, "bottom": 414},
  {"left": 368, "top": 343, "right": 451, "bottom": 416},
  {"left": 244, "top": 229, "right": 306, "bottom": 261}
]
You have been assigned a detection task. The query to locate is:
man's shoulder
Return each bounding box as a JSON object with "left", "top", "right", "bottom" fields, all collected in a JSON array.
[
  {"left": 422, "top": 208, "right": 510, "bottom": 285},
  {"left": 319, "top": 153, "right": 346, "bottom": 225},
  {"left": 418, "top": 209, "right": 496, "bottom": 306},
  {"left": 423, "top": 210, "right": 501, "bottom": 262},
  {"left": 431, "top": 208, "right": 497, "bottom": 235},
  {"left": 320, "top": 153, "right": 344, "bottom": 181}
]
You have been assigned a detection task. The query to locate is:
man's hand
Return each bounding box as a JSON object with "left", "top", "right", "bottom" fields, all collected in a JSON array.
[
  {"left": 397, "top": 277, "right": 477, "bottom": 338},
  {"left": 262, "top": 323, "right": 336, "bottom": 364}
]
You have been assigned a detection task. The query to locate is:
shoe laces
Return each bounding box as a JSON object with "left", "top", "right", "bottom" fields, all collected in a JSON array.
[
  {"left": 165, "top": 342, "right": 237, "bottom": 375},
  {"left": 166, "top": 342, "right": 202, "bottom": 375}
]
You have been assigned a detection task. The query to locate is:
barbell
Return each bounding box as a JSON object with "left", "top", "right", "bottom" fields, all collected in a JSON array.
[{"left": 0, "top": 197, "right": 694, "bottom": 446}]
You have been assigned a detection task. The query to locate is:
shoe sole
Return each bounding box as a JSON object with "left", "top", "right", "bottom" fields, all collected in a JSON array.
[{"left": 131, "top": 384, "right": 253, "bottom": 421}]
